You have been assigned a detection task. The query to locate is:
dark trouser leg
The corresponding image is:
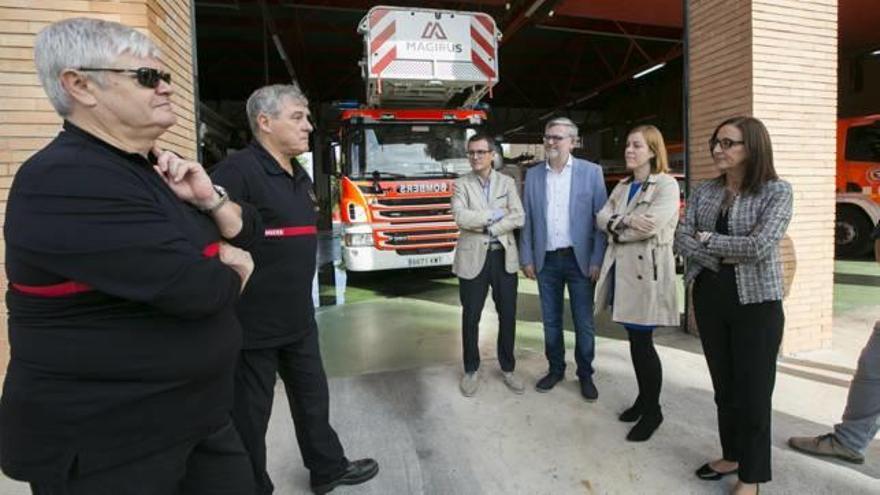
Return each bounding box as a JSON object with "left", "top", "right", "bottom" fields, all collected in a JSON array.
[
  {"left": 626, "top": 328, "right": 662, "bottom": 415},
  {"left": 276, "top": 326, "right": 347, "bottom": 485},
  {"left": 231, "top": 348, "right": 279, "bottom": 495},
  {"left": 179, "top": 421, "right": 256, "bottom": 495},
  {"left": 730, "top": 300, "right": 784, "bottom": 483},
  {"left": 458, "top": 258, "right": 491, "bottom": 373},
  {"left": 565, "top": 256, "right": 595, "bottom": 379},
  {"left": 693, "top": 275, "right": 740, "bottom": 464},
  {"left": 488, "top": 250, "right": 518, "bottom": 372},
  {"left": 536, "top": 253, "right": 566, "bottom": 376},
  {"left": 30, "top": 420, "right": 254, "bottom": 495}
]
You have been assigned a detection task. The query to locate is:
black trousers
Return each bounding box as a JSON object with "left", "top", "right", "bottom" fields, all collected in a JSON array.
[
  {"left": 30, "top": 420, "right": 253, "bottom": 495},
  {"left": 693, "top": 268, "right": 784, "bottom": 483},
  {"left": 232, "top": 325, "right": 347, "bottom": 495},
  {"left": 458, "top": 249, "right": 518, "bottom": 373}
]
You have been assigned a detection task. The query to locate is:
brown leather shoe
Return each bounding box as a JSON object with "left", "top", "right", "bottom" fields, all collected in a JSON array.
[{"left": 788, "top": 433, "right": 865, "bottom": 464}]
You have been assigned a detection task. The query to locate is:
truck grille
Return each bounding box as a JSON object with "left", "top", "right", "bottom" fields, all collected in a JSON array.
[{"left": 370, "top": 195, "right": 458, "bottom": 251}]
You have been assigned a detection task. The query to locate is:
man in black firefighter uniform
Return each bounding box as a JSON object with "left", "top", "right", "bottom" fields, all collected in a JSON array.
[
  {"left": 211, "top": 84, "right": 378, "bottom": 495},
  {"left": 2, "top": 18, "right": 260, "bottom": 493}
]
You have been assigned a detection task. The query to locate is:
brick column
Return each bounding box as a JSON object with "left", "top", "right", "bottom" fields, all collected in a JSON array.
[
  {"left": 687, "top": 0, "right": 838, "bottom": 353},
  {"left": 0, "top": 0, "right": 198, "bottom": 375}
]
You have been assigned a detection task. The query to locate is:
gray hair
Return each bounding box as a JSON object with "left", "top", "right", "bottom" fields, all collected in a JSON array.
[
  {"left": 246, "top": 84, "right": 309, "bottom": 135},
  {"left": 544, "top": 117, "right": 579, "bottom": 139},
  {"left": 34, "top": 17, "right": 160, "bottom": 116}
]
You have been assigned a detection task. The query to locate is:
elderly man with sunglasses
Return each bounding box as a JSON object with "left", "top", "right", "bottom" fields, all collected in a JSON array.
[{"left": 0, "top": 18, "right": 262, "bottom": 493}]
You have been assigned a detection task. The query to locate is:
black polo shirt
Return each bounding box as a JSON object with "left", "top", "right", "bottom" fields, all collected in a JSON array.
[
  {"left": 211, "top": 142, "right": 318, "bottom": 349},
  {"left": 0, "top": 122, "right": 260, "bottom": 482}
]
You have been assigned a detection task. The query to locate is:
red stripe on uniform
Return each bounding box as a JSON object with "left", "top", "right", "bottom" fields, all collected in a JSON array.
[
  {"left": 11, "top": 280, "right": 94, "bottom": 297},
  {"left": 202, "top": 242, "right": 220, "bottom": 258},
  {"left": 264, "top": 226, "right": 317, "bottom": 238}
]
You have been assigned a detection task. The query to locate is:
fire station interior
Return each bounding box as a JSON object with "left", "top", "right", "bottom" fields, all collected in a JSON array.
[{"left": 188, "top": 1, "right": 880, "bottom": 492}]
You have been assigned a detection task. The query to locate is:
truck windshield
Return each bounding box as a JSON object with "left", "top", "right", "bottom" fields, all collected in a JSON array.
[
  {"left": 354, "top": 124, "right": 475, "bottom": 178},
  {"left": 846, "top": 123, "right": 880, "bottom": 162}
]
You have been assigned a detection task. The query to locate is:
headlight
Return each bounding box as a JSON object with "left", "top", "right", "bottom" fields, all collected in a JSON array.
[
  {"left": 344, "top": 233, "right": 373, "bottom": 247},
  {"left": 348, "top": 203, "right": 367, "bottom": 222}
]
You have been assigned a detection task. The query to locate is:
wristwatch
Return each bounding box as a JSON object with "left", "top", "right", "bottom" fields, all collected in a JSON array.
[{"left": 200, "top": 184, "right": 228, "bottom": 213}]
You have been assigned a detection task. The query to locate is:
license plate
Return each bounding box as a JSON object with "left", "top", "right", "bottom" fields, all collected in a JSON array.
[{"left": 407, "top": 256, "right": 444, "bottom": 268}]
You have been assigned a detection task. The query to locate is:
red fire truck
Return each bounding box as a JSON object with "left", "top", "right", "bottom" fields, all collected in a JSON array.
[
  {"left": 835, "top": 114, "right": 880, "bottom": 257},
  {"left": 336, "top": 6, "right": 500, "bottom": 271}
]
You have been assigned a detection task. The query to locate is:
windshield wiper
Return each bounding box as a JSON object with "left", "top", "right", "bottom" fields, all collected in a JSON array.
[
  {"left": 412, "top": 170, "right": 459, "bottom": 178},
  {"left": 366, "top": 171, "right": 406, "bottom": 179}
]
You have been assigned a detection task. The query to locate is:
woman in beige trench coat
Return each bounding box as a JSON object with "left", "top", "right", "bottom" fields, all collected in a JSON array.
[{"left": 595, "top": 125, "right": 680, "bottom": 442}]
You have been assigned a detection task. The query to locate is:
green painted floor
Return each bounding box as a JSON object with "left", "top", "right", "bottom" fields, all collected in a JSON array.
[{"left": 317, "top": 260, "right": 880, "bottom": 378}]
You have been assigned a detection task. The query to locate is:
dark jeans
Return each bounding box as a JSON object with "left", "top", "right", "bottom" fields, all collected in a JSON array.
[
  {"left": 536, "top": 249, "right": 596, "bottom": 379},
  {"left": 232, "top": 325, "right": 347, "bottom": 495},
  {"left": 30, "top": 421, "right": 254, "bottom": 495},
  {"left": 694, "top": 268, "right": 784, "bottom": 484},
  {"left": 458, "top": 249, "right": 518, "bottom": 373},
  {"left": 625, "top": 327, "right": 662, "bottom": 415}
]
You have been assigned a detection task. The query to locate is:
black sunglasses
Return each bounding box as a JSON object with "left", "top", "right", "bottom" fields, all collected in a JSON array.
[{"left": 77, "top": 67, "right": 172, "bottom": 89}]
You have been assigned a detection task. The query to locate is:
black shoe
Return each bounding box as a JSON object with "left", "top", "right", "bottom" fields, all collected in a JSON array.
[
  {"left": 626, "top": 412, "right": 662, "bottom": 441},
  {"left": 579, "top": 378, "right": 598, "bottom": 402},
  {"left": 311, "top": 458, "right": 379, "bottom": 494},
  {"left": 618, "top": 400, "right": 642, "bottom": 422},
  {"left": 535, "top": 372, "right": 564, "bottom": 392},
  {"left": 695, "top": 462, "right": 738, "bottom": 481}
]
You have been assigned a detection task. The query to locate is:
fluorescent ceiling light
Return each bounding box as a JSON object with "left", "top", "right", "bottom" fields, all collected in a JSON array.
[
  {"left": 633, "top": 63, "right": 666, "bottom": 80},
  {"left": 872, "top": 49, "right": 880, "bottom": 56}
]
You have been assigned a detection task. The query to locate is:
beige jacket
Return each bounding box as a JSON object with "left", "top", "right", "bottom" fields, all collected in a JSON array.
[
  {"left": 451, "top": 170, "right": 525, "bottom": 280},
  {"left": 594, "top": 173, "right": 680, "bottom": 327}
]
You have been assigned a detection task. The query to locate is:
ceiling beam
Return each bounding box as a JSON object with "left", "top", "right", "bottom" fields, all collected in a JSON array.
[
  {"left": 503, "top": 44, "right": 682, "bottom": 135},
  {"left": 501, "top": 0, "right": 564, "bottom": 45},
  {"left": 536, "top": 15, "right": 681, "bottom": 43}
]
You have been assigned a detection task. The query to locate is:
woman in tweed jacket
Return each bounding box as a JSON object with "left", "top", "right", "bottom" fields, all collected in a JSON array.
[{"left": 674, "top": 116, "right": 792, "bottom": 495}]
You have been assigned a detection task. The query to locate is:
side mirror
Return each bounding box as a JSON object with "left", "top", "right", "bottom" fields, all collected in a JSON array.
[{"left": 324, "top": 143, "right": 341, "bottom": 177}]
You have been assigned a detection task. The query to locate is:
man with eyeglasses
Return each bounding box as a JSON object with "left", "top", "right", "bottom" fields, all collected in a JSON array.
[
  {"left": 1, "top": 18, "right": 262, "bottom": 493},
  {"left": 451, "top": 133, "right": 525, "bottom": 397},
  {"left": 520, "top": 117, "right": 607, "bottom": 400},
  {"left": 211, "top": 84, "right": 378, "bottom": 495}
]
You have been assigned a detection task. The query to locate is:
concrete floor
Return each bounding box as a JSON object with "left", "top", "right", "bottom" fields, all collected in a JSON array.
[{"left": 2, "top": 260, "right": 880, "bottom": 493}]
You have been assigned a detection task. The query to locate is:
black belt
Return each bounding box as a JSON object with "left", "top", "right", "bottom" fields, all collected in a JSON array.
[{"left": 547, "top": 247, "right": 573, "bottom": 255}]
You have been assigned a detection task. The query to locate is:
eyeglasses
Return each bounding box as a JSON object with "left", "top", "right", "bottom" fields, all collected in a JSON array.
[
  {"left": 466, "top": 150, "right": 492, "bottom": 157},
  {"left": 543, "top": 134, "right": 570, "bottom": 143},
  {"left": 77, "top": 67, "right": 172, "bottom": 89},
  {"left": 709, "top": 137, "right": 744, "bottom": 151}
]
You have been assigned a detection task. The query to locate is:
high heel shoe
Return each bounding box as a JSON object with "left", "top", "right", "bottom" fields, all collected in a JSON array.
[{"left": 695, "top": 462, "right": 738, "bottom": 480}]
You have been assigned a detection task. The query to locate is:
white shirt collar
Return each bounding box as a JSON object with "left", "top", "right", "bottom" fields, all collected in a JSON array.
[{"left": 545, "top": 154, "right": 573, "bottom": 172}]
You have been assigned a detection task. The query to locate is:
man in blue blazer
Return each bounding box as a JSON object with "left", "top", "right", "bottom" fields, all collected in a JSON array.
[{"left": 520, "top": 117, "right": 608, "bottom": 400}]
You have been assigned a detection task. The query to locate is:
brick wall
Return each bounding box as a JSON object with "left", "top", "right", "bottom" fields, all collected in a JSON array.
[
  {"left": 687, "top": 0, "right": 838, "bottom": 353},
  {"left": 0, "top": 0, "right": 197, "bottom": 374}
]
